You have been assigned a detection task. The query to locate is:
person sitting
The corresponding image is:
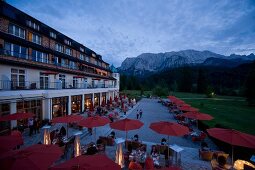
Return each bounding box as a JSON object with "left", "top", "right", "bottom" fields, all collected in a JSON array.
[
  {"left": 201, "top": 142, "right": 210, "bottom": 151},
  {"left": 133, "top": 134, "right": 139, "bottom": 142},
  {"left": 96, "top": 138, "right": 105, "bottom": 152},
  {"left": 145, "top": 154, "right": 154, "bottom": 170},
  {"left": 86, "top": 143, "right": 98, "bottom": 155},
  {"left": 161, "top": 138, "right": 167, "bottom": 145},
  {"left": 128, "top": 158, "right": 142, "bottom": 170},
  {"left": 108, "top": 131, "right": 115, "bottom": 139},
  {"left": 59, "top": 126, "right": 66, "bottom": 137},
  {"left": 213, "top": 155, "right": 228, "bottom": 170}
]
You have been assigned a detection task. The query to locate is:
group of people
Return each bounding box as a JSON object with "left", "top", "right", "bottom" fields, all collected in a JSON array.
[
  {"left": 136, "top": 109, "right": 143, "bottom": 119},
  {"left": 28, "top": 117, "right": 40, "bottom": 136}
]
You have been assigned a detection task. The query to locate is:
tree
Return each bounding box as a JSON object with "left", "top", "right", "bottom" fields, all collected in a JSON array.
[
  {"left": 197, "top": 68, "right": 207, "bottom": 93},
  {"left": 178, "top": 67, "right": 193, "bottom": 92},
  {"left": 245, "top": 66, "right": 255, "bottom": 106}
]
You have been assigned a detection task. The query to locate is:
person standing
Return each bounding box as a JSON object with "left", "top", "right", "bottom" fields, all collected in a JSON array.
[
  {"left": 28, "top": 117, "right": 34, "bottom": 136},
  {"left": 136, "top": 109, "right": 139, "bottom": 119},
  {"left": 139, "top": 109, "right": 143, "bottom": 119}
]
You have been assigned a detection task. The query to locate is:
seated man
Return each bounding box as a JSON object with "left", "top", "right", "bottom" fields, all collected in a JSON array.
[
  {"left": 86, "top": 143, "right": 98, "bottom": 155},
  {"left": 161, "top": 138, "right": 167, "bottom": 145},
  {"left": 213, "top": 155, "right": 228, "bottom": 170},
  {"left": 133, "top": 134, "right": 139, "bottom": 142}
]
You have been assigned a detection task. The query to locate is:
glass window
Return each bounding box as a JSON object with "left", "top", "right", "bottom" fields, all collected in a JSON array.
[
  {"left": 32, "top": 50, "right": 48, "bottom": 63},
  {"left": 50, "top": 32, "right": 56, "bottom": 39},
  {"left": 65, "top": 48, "right": 72, "bottom": 56},
  {"left": 4, "top": 42, "right": 27, "bottom": 59},
  {"left": 11, "top": 68, "right": 25, "bottom": 89},
  {"left": 8, "top": 24, "right": 25, "bottom": 39},
  {"left": 80, "top": 54, "right": 84, "bottom": 60},
  {"left": 55, "top": 44, "right": 63, "bottom": 53},
  {"left": 32, "top": 34, "right": 41, "bottom": 45}
]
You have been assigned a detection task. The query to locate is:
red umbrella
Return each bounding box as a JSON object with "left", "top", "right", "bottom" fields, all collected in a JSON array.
[
  {"left": 0, "top": 135, "right": 23, "bottom": 153},
  {"left": 52, "top": 115, "right": 84, "bottom": 137},
  {"left": 0, "top": 144, "right": 62, "bottom": 170},
  {"left": 51, "top": 115, "right": 83, "bottom": 124},
  {"left": 182, "top": 112, "right": 213, "bottom": 120},
  {"left": 178, "top": 106, "right": 198, "bottom": 112},
  {"left": 0, "top": 112, "right": 34, "bottom": 121},
  {"left": 50, "top": 154, "right": 121, "bottom": 170},
  {"left": 177, "top": 103, "right": 190, "bottom": 107},
  {"left": 78, "top": 116, "right": 110, "bottom": 128},
  {"left": 149, "top": 121, "right": 189, "bottom": 137},
  {"left": 110, "top": 118, "right": 144, "bottom": 140},
  {"left": 78, "top": 116, "right": 110, "bottom": 141},
  {"left": 207, "top": 128, "right": 255, "bottom": 163}
]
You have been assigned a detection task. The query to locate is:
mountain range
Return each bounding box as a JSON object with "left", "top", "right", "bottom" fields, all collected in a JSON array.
[{"left": 118, "top": 50, "right": 255, "bottom": 75}]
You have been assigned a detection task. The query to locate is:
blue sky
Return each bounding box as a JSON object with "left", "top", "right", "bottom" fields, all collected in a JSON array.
[{"left": 7, "top": 0, "right": 255, "bottom": 66}]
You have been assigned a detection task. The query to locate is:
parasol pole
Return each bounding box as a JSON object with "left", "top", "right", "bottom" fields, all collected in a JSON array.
[{"left": 125, "top": 131, "right": 127, "bottom": 148}]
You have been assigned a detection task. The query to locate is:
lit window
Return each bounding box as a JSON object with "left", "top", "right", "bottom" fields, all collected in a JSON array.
[
  {"left": 32, "top": 34, "right": 41, "bottom": 45},
  {"left": 8, "top": 24, "right": 25, "bottom": 39}
]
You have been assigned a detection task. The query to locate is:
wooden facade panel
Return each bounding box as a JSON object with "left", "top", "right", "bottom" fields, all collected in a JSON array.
[{"left": 0, "top": 17, "right": 9, "bottom": 33}]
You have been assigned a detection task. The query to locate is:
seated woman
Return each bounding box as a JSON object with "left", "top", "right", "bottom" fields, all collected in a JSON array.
[
  {"left": 161, "top": 138, "right": 167, "bottom": 145},
  {"left": 59, "top": 126, "right": 66, "bottom": 137},
  {"left": 213, "top": 155, "right": 228, "bottom": 170},
  {"left": 201, "top": 142, "right": 210, "bottom": 151},
  {"left": 133, "top": 134, "right": 139, "bottom": 142},
  {"left": 108, "top": 131, "right": 115, "bottom": 139}
]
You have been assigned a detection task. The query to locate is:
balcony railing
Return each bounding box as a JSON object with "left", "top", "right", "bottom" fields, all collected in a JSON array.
[{"left": 0, "top": 80, "right": 116, "bottom": 91}]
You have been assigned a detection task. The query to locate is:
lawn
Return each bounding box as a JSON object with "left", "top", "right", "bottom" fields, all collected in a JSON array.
[{"left": 121, "top": 90, "right": 255, "bottom": 135}]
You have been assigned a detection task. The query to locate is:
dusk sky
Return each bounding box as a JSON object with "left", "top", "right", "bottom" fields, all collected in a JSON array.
[{"left": 7, "top": 0, "right": 255, "bottom": 66}]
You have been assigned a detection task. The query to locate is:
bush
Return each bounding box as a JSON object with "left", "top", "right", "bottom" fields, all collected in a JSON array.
[{"left": 152, "top": 86, "right": 169, "bottom": 97}]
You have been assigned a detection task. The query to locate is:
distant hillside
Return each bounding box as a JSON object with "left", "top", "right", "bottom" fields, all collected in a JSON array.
[{"left": 118, "top": 50, "right": 255, "bottom": 75}]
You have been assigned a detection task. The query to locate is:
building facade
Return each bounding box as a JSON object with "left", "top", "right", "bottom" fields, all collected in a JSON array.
[{"left": 0, "top": 1, "right": 119, "bottom": 133}]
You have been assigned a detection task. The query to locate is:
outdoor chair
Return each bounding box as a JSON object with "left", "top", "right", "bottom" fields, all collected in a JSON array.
[{"left": 200, "top": 150, "right": 214, "bottom": 161}]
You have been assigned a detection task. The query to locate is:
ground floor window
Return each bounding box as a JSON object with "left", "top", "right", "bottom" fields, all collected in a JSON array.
[
  {"left": 52, "top": 97, "right": 68, "bottom": 118},
  {"left": 102, "top": 92, "right": 106, "bottom": 105},
  {"left": 94, "top": 93, "right": 100, "bottom": 107},
  {"left": 17, "top": 99, "right": 42, "bottom": 126},
  {"left": 71, "top": 95, "right": 82, "bottom": 114},
  {"left": 0, "top": 103, "right": 10, "bottom": 134},
  {"left": 84, "top": 94, "right": 92, "bottom": 111}
]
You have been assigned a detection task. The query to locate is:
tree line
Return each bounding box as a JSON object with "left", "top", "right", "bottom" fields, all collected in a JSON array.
[{"left": 120, "top": 61, "right": 255, "bottom": 105}]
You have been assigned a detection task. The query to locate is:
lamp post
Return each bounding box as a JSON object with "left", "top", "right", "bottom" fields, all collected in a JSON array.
[
  {"left": 42, "top": 125, "right": 51, "bottom": 145},
  {"left": 74, "top": 131, "right": 82, "bottom": 157},
  {"left": 115, "top": 138, "right": 125, "bottom": 168}
]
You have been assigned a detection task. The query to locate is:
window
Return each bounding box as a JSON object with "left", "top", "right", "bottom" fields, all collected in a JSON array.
[
  {"left": 85, "top": 56, "right": 90, "bottom": 62},
  {"left": 40, "top": 73, "right": 49, "bottom": 89},
  {"left": 55, "top": 43, "right": 63, "bottom": 53},
  {"left": 64, "top": 39, "right": 72, "bottom": 46},
  {"left": 61, "top": 58, "right": 68, "bottom": 68},
  {"left": 4, "top": 42, "right": 28, "bottom": 59},
  {"left": 80, "top": 47, "right": 84, "bottom": 52},
  {"left": 26, "top": 20, "right": 40, "bottom": 31},
  {"left": 32, "top": 33, "right": 41, "bottom": 45},
  {"left": 65, "top": 47, "right": 72, "bottom": 56},
  {"left": 50, "top": 32, "right": 56, "bottom": 39},
  {"left": 73, "top": 77, "right": 78, "bottom": 88},
  {"left": 11, "top": 68, "right": 25, "bottom": 89},
  {"left": 79, "top": 54, "right": 84, "bottom": 60},
  {"left": 32, "top": 50, "right": 48, "bottom": 63},
  {"left": 8, "top": 24, "right": 25, "bottom": 39},
  {"left": 59, "top": 74, "right": 66, "bottom": 89},
  {"left": 69, "top": 61, "right": 77, "bottom": 69}
]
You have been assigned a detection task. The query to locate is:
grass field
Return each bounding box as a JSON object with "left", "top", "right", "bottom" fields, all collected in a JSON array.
[{"left": 122, "top": 90, "right": 255, "bottom": 135}]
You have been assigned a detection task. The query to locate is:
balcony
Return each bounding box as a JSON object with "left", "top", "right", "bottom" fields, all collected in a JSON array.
[{"left": 0, "top": 80, "right": 116, "bottom": 91}]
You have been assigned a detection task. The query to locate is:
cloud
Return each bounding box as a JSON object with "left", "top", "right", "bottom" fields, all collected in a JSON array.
[{"left": 6, "top": 0, "right": 255, "bottom": 66}]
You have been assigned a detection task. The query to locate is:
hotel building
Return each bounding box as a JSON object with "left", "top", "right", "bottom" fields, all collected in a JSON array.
[{"left": 0, "top": 1, "right": 119, "bottom": 133}]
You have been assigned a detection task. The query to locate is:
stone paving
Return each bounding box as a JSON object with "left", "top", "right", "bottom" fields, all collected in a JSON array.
[{"left": 20, "top": 98, "right": 219, "bottom": 169}]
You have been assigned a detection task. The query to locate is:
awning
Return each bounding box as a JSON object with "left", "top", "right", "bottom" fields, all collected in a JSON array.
[{"left": 41, "top": 71, "right": 59, "bottom": 75}]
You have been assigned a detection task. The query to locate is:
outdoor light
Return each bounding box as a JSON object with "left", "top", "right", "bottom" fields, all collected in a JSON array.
[
  {"left": 234, "top": 159, "right": 255, "bottom": 170},
  {"left": 42, "top": 125, "right": 51, "bottom": 145},
  {"left": 115, "top": 138, "right": 125, "bottom": 168},
  {"left": 74, "top": 131, "right": 82, "bottom": 157}
]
